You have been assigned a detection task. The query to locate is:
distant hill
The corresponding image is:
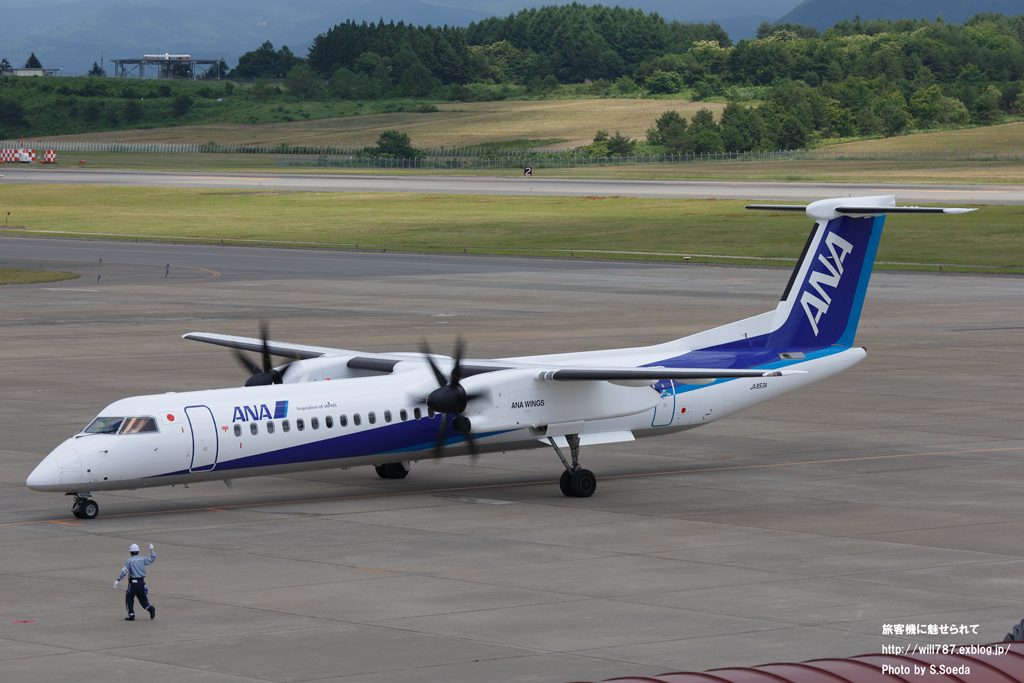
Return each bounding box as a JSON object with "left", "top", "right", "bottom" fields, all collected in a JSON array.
[{"left": 780, "top": 0, "right": 1024, "bottom": 30}]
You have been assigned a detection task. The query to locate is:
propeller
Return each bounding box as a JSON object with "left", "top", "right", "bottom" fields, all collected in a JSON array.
[
  {"left": 234, "top": 322, "right": 294, "bottom": 387},
  {"left": 420, "top": 338, "right": 482, "bottom": 461}
]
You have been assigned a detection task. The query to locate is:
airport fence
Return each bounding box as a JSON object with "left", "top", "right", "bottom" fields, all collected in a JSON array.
[
  {"left": 4, "top": 139, "right": 1024, "bottom": 165},
  {"left": 274, "top": 148, "right": 1024, "bottom": 170}
]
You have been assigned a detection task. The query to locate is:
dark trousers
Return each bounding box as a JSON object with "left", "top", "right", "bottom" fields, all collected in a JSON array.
[{"left": 125, "top": 578, "right": 151, "bottom": 616}]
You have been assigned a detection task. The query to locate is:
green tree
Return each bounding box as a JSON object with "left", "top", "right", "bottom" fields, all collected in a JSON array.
[
  {"left": 974, "top": 84, "right": 1004, "bottom": 122},
  {"left": 0, "top": 58, "right": 11, "bottom": 71},
  {"left": 123, "top": 99, "right": 144, "bottom": 123},
  {"left": 329, "top": 67, "right": 358, "bottom": 98},
  {"left": 284, "top": 63, "right": 322, "bottom": 100},
  {"left": 25, "top": 52, "right": 42, "bottom": 69},
  {"left": 875, "top": 91, "right": 910, "bottom": 135},
  {"left": 399, "top": 63, "right": 436, "bottom": 97},
  {"left": 909, "top": 86, "right": 945, "bottom": 127},
  {"left": 0, "top": 96, "right": 27, "bottom": 129},
  {"left": 171, "top": 93, "right": 193, "bottom": 116},
  {"left": 606, "top": 131, "right": 636, "bottom": 155},
  {"left": 232, "top": 41, "right": 298, "bottom": 79},
  {"left": 368, "top": 130, "right": 422, "bottom": 158},
  {"left": 645, "top": 70, "right": 681, "bottom": 94},
  {"left": 684, "top": 108, "right": 724, "bottom": 153},
  {"left": 88, "top": 62, "right": 105, "bottom": 77},
  {"left": 647, "top": 109, "right": 687, "bottom": 148}
]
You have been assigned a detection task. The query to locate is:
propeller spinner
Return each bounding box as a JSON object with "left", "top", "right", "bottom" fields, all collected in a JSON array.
[
  {"left": 234, "top": 322, "right": 294, "bottom": 387},
  {"left": 421, "top": 339, "right": 482, "bottom": 461}
]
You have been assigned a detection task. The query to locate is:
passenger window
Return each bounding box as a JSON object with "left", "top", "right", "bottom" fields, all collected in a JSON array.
[
  {"left": 414, "top": 407, "right": 421, "bottom": 420},
  {"left": 297, "top": 418, "right": 305, "bottom": 431},
  {"left": 339, "top": 414, "right": 348, "bottom": 427},
  {"left": 353, "top": 413, "right": 361, "bottom": 426},
  {"left": 282, "top": 420, "right": 290, "bottom": 433},
  {"left": 85, "top": 417, "right": 123, "bottom": 434},
  {"left": 368, "top": 412, "right": 376, "bottom": 425},
  {"left": 384, "top": 410, "right": 392, "bottom": 423},
  {"left": 234, "top": 424, "right": 241, "bottom": 437},
  {"left": 250, "top": 422, "right": 259, "bottom": 435},
  {"left": 428, "top": 408, "right": 435, "bottom": 419},
  {"left": 121, "top": 417, "right": 158, "bottom": 434},
  {"left": 311, "top": 417, "right": 319, "bottom": 430},
  {"left": 325, "top": 415, "right": 333, "bottom": 428},
  {"left": 400, "top": 409, "right": 408, "bottom": 421},
  {"left": 267, "top": 421, "right": 275, "bottom": 434}
]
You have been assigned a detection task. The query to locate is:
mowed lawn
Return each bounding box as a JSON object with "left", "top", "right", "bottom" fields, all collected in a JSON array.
[
  {"left": 3, "top": 186, "right": 1021, "bottom": 270},
  {"left": 36, "top": 100, "right": 725, "bottom": 150}
]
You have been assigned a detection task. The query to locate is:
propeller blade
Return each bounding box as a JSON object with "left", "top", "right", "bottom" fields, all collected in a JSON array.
[
  {"left": 259, "top": 320, "right": 272, "bottom": 373},
  {"left": 465, "top": 431, "right": 480, "bottom": 463},
  {"left": 234, "top": 349, "right": 261, "bottom": 375},
  {"left": 451, "top": 337, "right": 465, "bottom": 384},
  {"left": 431, "top": 414, "right": 449, "bottom": 459},
  {"left": 419, "top": 341, "right": 448, "bottom": 387}
]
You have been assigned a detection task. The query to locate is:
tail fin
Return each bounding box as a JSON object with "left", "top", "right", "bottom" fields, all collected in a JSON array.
[{"left": 746, "top": 196, "right": 975, "bottom": 349}]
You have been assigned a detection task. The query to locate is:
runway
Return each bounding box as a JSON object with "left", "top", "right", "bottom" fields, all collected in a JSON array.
[
  {"left": 3, "top": 166, "right": 1024, "bottom": 203},
  {"left": 1, "top": 237, "right": 1022, "bottom": 682}
]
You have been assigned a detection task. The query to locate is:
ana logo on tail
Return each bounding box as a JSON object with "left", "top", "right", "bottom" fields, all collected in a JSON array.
[{"left": 800, "top": 231, "right": 854, "bottom": 336}]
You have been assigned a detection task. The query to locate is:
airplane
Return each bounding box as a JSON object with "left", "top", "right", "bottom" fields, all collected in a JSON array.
[{"left": 26, "top": 195, "right": 974, "bottom": 520}]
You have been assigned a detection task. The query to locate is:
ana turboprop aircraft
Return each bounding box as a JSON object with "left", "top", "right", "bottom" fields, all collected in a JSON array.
[{"left": 27, "top": 195, "right": 974, "bottom": 519}]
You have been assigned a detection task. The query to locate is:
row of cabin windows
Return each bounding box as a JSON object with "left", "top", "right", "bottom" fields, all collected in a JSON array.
[{"left": 233, "top": 406, "right": 429, "bottom": 438}]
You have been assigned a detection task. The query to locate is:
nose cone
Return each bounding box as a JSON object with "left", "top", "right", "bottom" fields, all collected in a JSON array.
[
  {"left": 26, "top": 455, "right": 61, "bottom": 491},
  {"left": 27, "top": 439, "right": 81, "bottom": 492}
]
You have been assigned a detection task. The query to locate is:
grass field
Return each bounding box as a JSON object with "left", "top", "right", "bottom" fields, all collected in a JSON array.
[
  {"left": 827, "top": 122, "right": 1024, "bottom": 154},
  {"left": 1, "top": 186, "right": 1020, "bottom": 274},
  {"left": 26, "top": 100, "right": 726, "bottom": 150},
  {"left": 0, "top": 268, "right": 81, "bottom": 285}
]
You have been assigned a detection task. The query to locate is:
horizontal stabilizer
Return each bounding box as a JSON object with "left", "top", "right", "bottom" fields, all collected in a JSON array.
[{"left": 746, "top": 196, "right": 976, "bottom": 221}]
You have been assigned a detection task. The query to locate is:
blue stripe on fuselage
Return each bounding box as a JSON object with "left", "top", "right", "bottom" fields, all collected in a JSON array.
[{"left": 149, "top": 417, "right": 511, "bottom": 479}]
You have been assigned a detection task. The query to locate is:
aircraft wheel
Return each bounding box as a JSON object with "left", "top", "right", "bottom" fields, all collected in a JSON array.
[
  {"left": 559, "top": 470, "right": 572, "bottom": 497},
  {"left": 383, "top": 462, "right": 409, "bottom": 479},
  {"left": 569, "top": 469, "right": 596, "bottom": 498},
  {"left": 79, "top": 499, "right": 100, "bottom": 519},
  {"left": 71, "top": 501, "right": 84, "bottom": 519},
  {"left": 374, "top": 465, "right": 389, "bottom": 479}
]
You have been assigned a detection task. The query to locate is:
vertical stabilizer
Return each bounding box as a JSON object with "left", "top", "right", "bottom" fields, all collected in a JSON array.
[
  {"left": 745, "top": 195, "right": 975, "bottom": 350},
  {"left": 766, "top": 212, "right": 884, "bottom": 348}
]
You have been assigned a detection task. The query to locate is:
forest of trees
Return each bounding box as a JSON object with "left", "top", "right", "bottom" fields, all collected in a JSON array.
[{"left": 6, "top": 5, "right": 1024, "bottom": 150}]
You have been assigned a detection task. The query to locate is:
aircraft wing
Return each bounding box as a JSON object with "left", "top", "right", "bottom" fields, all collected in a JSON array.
[
  {"left": 182, "top": 332, "right": 347, "bottom": 360},
  {"left": 535, "top": 366, "right": 802, "bottom": 382}
]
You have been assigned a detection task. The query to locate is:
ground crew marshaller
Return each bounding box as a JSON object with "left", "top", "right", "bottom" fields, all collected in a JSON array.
[{"left": 114, "top": 543, "right": 156, "bottom": 621}]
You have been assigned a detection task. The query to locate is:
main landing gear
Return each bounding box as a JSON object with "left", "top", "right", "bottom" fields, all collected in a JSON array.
[
  {"left": 69, "top": 493, "right": 99, "bottom": 519},
  {"left": 375, "top": 462, "right": 411, "bottom": 479},
  {"left": 548, "top": 435, "right": 596, "bottom": 498}
]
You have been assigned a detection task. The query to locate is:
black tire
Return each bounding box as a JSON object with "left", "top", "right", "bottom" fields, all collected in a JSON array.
[
  {"left": 71, "top": 504, "right": 84, "bottom": 519},
  {"left": 80, "top": 499, "right": 99, "bottom": 519},
  {"left": 559, "top": 470, "right": 572, "bottom": 497},
  {"left": 569, "top": 469, "right": 596, "bottom": 498},
  {"left": 374, "top": 464, "right": 389, "bottom": 479},
  {"left": 384, "top": 462, "right": 409, "bottom": 479}
]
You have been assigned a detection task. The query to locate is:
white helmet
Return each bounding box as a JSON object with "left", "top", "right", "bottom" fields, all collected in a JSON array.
[{"left": 129, "top": 543, "right": 140, "bottom": 553}]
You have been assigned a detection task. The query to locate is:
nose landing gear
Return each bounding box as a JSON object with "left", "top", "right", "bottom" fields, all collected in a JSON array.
[
  {"left": 549, "top": 435, "right": 596, "bottom": 498},
  {"left": 69, "top": 494, "right": 99, "bottom": 519}
]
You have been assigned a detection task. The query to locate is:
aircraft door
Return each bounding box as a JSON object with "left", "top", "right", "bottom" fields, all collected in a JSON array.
[
  {"left": 185, "top": 405, "right": 219, "bottom": 472},
  {"left": 651, "top": 381, "right": 676, "bottom": 427}
]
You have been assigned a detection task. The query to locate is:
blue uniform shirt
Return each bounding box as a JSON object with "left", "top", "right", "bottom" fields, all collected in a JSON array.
[{"left": 117, "top": 549, "right": 155, "bottom": 580}]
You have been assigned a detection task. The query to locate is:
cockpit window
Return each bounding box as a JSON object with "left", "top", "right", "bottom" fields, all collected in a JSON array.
[
  {"left": 84, "top": 417, "right": 124, "bottom": 434},
  {"left": 121, "top": 417, "right": 158, "bottom": 434}
]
